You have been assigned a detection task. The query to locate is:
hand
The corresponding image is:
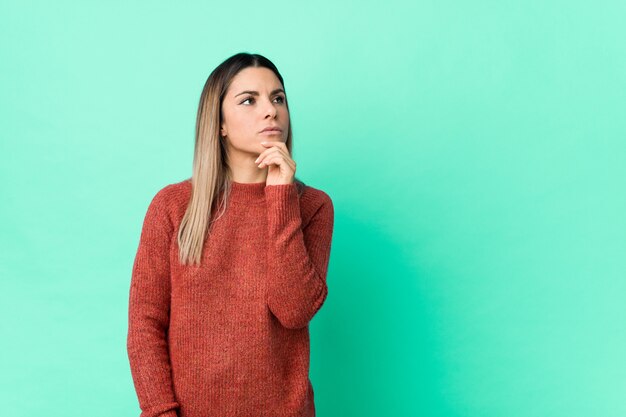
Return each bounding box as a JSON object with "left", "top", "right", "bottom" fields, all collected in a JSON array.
[{"left": 255, "top": 141, "right": 296, "bottom": 186}]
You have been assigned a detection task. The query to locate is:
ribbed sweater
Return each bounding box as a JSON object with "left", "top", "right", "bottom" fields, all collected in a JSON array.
[{"left": 126, "top": 178, "right": 334, "bottom": 417}]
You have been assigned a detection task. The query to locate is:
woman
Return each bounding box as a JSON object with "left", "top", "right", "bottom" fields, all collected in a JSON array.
[{"left": 126, "top": 52, "right": 335, "bottom": 417}]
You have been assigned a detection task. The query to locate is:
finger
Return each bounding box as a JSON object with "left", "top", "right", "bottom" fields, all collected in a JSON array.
[
  {"left": 258, "top": 154, "right": 280, "bottom": 168},
  {"left": 255, "top": 148, "right": 279, "bottom": 165},
  {"left": 255, "top": 142, "right": 288, "bottom": 162},
  {"left": 261, "top": 140, "right": 286, "bottom": 148},
  {"left": 260, "top": 141, "right": 290, "bottom": 157},
  {"left": 255, "top": 146, "right": 281, "bottom": 163},
  {"left": 261, "top": 149, "right": 294, "bottom": 167},
  {"left": 254, "top": 150, "right": 270, "bottom": 164},
  {"left": 256, "top": 146, "right": 292, "bottom": 167},
  {"left": 259, "top": 154, "right": 289, "bottom": 169},
  {"left": 259, "top": 154, "right": 296, "bottom": 174}
]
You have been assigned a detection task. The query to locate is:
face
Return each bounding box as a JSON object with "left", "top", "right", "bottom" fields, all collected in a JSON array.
[{"left": 220, "top": 67, "right": 289, "bottom": 158}]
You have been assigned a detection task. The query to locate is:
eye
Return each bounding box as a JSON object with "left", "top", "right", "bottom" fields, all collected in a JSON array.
[{"left": 240, "top": 95, "right": 286, "bottom": 105}]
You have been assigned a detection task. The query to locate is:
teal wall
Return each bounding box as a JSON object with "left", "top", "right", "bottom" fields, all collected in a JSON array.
[{"left": 1, "top": 1, "right": 624, "bottom": 416}]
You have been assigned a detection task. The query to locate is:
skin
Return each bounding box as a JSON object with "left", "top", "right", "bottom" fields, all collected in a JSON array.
[{"left": 220, "top": 67, "right": 296, "bottom": 186}]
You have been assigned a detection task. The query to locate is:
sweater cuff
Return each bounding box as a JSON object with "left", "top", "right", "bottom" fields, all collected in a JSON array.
[
  {"left": 140, "top": 402, "right": 180, "bottom": 417},
  {"left": 264, "top": 183, "right": 300, "bottom": 224}
]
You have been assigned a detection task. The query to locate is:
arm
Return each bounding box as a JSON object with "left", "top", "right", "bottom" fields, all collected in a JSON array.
[
  {"left": 127, "top": 190, "right": 180, "bottom": 417},
  {"left": 264, "top": 184, "right": 335, "bottom": 329}
]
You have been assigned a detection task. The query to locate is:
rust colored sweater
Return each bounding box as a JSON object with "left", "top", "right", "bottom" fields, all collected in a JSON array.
[{"left": 126, "top": 178, "right": 334, "bottom": 417}]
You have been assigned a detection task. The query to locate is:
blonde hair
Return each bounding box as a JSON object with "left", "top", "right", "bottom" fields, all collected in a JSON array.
[{"left": 177, "top": 52, "right": 305, "bottom": 265}]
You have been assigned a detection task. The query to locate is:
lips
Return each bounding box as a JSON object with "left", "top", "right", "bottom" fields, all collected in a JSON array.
[{"left": 260, "top": 127, "right": 282, "bottom": 133}]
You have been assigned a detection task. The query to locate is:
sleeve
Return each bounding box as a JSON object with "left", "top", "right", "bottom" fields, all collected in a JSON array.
[
  {"left": 264, "top": 183, "right": 335, "bottom": 329},
  {"left": 126, "top": 189, "right": 180, "bottom": 417}
]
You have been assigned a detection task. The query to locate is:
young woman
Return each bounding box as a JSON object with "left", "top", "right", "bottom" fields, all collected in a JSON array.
[{"left": 126, "top": 52, "right": 335, "bottom": 417}]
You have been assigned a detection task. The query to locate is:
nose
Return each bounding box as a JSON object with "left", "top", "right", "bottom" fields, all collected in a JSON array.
[{"left": 264, "top": 98, "right": 278, "bottom": 118}]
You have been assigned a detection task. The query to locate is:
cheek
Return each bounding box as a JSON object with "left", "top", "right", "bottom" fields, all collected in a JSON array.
[
  {"left": 229, "top": 115, "right": 259, "bottom": 146},
  {"left": 229, "top": 112, "right": 252, "bottom": 134}
]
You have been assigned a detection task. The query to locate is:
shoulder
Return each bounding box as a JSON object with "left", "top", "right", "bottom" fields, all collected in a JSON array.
[
  {"left": 298, "top": 182, "right": 334, "bottom": 226},
  {"left": 153, "top": 177, "right": 192, "bottom": 201},
  {"left": 147, "top": 178, "right": 192, "bottom": 222},
  {"left": 301, "top": 184, "right": 332, "bottom": 207}
]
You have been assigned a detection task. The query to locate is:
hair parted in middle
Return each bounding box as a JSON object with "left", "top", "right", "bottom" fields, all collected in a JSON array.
[{"left": 177, "top": 52, "right": 305, "bottom": 266}]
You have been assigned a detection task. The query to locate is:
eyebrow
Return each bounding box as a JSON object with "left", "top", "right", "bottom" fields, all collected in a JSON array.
[{"left": 235, "top": 88, "right": 285, "bottom": 97}]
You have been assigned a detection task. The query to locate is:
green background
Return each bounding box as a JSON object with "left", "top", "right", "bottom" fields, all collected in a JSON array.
[{"left": 1, "top": 1, "right": 624, "bottom": 416}]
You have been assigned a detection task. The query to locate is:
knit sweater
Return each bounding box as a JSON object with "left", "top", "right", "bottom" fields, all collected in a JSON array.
[{"left": 126, "top": 178, "right": 334, "bottom": 417}]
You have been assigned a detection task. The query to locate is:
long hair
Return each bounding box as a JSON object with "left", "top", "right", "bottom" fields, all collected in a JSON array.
[{"left": 178, "top": 52, "right": 305, "bottom": 266}]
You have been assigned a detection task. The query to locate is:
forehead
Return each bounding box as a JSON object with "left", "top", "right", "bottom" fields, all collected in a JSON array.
[{"left": 228, "top": 67, "right": 283, "bottom": 93}]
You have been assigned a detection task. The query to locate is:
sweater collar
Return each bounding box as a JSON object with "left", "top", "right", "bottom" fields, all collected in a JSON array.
[{"left": 228, "top": 180, "right": 266, "bottom": 204}]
